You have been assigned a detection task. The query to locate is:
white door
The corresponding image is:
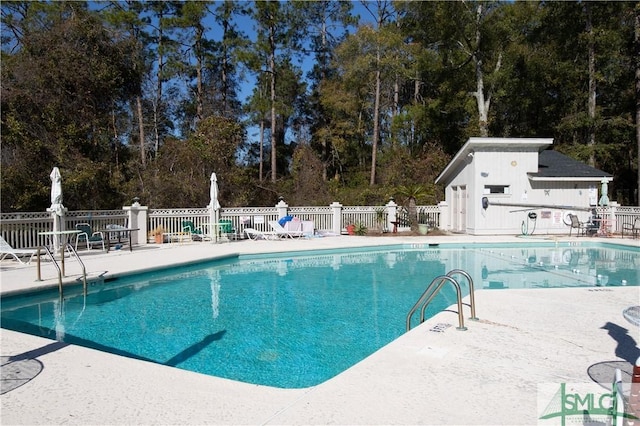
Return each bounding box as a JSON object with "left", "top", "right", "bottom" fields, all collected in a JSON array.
[
  {"left": 452, "top": 186, "right": 459, "bottom": 231},
  {"left": 459, "top": 185, "right": 467, "bottom": 233}
]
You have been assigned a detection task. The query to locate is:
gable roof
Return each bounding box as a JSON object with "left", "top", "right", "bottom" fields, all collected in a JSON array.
[
  {"left": 434, "top": 137, "right": 613, "bottom": 185},
  {"left": 530, "top": 150, "right": 613, "bottom": 181},
  {"left": 435, "top": 137, "right": 552, "bottom": 185}
]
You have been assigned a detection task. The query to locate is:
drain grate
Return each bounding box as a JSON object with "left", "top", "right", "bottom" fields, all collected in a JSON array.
[{"left": 428, "top": 323, "right": 452, "bottom": 333}]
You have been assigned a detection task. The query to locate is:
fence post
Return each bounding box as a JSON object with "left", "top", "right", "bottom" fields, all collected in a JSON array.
[
  {"left": 438, "top": 201, "right": 449, "bottom": 231},
  {"left": 123, "top": 198, "right": 148, "bottom": 246},
  {"left": 609, "top": 201, "right": 618, "bottom": 233},
  {"left": 385, "top": 198, "right": 397, "bottom": 232},
  {"left": 276, "top": 197, "right": 289, "bottom": 219},
  {"left": 331, "top": 202, "right": 343, "bottom": 235}
]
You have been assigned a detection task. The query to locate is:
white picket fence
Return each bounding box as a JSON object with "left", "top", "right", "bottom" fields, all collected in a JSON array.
[
  {"left": 0, "top": 203, "right": 439, "bottom": 249},
  {"left": 1, "top": 203, "right": 638, "bottom": 250}
]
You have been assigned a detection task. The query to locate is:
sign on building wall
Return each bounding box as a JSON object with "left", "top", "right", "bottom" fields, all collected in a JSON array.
[{"left": 588, "top": 186, "right": 597, "bottom": 205}]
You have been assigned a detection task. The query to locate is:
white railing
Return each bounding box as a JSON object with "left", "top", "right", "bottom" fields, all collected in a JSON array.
[
  {"left": 341, "top": 206, "right": 388, "bottom": 232},
  {"left": 3, "top": 202, "right": 640, "bottom": 249},
  {"left": 147, "top": 207, "right": 281, "bottom": 236},
  {"left": 288, "top": 206, "right": 334, "bottom": 231},
  {"left": 0, "top": 210, "right": 127, "bottom": 249},
  {"left": 611, "top": 206, "right": 640, "bottom": 233},
  {"left": 1, "top": 203, "right": 415, "bottom": 248}
]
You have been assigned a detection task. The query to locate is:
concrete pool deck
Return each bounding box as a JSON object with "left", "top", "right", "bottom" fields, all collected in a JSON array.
[{"left": 1, "top": 234, "right": 639, "bottom": 425}]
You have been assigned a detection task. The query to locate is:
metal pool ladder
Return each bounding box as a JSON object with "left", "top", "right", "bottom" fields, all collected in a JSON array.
[
  {"left": 406, "top": 269, "right": 478, "bottom": 332},
  {"left": 36, "top": 243, "right": 87, "bottom": 298}
]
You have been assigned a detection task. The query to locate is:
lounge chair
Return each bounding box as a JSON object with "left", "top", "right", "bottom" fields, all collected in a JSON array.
[
  {"left": 622, "top": 217, "right": 640, "bottom": 239},
  {"left": 75, "top": 223, "right": 105, "bottom": 251},
  {"left": 244, "top": 228, "right": 278, "bottom": 240},
  {"left": 268, "top": 221, "right": 305, "bottom": 239},
  {"left": 0, "top": 236, "right": 37, "bottom": 264}
]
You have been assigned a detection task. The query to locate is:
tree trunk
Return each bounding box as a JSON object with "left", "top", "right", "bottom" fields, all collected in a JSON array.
[
  {"left": 136, "top": 95, "right": 145, "bottom": 167},
  {"left": 195, "top": 24, "right": 204, "bottom": 125},
  {"left": 408, "top": 197, "right": 417, "bottom": 231},
  {"left": 221, "top": 8, "right": 230, "bottom": 116},
  {"left": 472, "top": 3, "right": 491, "bottom": 138},
  {"left": 270, "top": 58, "right": 277, "bottom": 183},
  {"left": 153, "top": 9, "right": 164, "bottom": 159},
  {"left": 586, "top": 3, "right": 597, "bottom": 167},
  {"left": 269, "top": 26, "right": 277, "bottom": 183},
  {"left": 475, "top": 57, "right": 489, "bottom": 138},
  {"left": 370, "top": 53, "right": 381, "bottom": 186},
  {"left": 321, "top": 17, "right": 328, "bottom": 182},
  {"left": 259, "top": 119, "right": 265, "bottom": 183},
  {"left": 635, "top": 2, "right": 640, "bottom": 206}
]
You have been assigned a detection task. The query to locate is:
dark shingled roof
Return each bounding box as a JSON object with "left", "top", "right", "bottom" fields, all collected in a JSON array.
[{"left": 533, "top": 150, "right": 612, "bottom": 179}]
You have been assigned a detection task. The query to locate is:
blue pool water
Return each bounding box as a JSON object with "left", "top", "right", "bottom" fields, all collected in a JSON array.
[{"left": 1, "top": 242, "right": 638, "bottom": 388}]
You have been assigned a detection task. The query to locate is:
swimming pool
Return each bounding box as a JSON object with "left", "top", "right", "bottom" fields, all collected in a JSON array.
[{"left": 1, "top": 242, "right": 638, "bottom": 388}]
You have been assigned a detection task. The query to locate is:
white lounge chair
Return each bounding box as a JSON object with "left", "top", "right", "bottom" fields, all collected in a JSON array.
[
  {"left": 244, "top": 228, "right": 278, "bottom": 240},
  {"left": 268, "top": 221, "right": 305, "bottom": 239},
  {"left": 0, "top": 236, "right": 37, "bottom": 264}
]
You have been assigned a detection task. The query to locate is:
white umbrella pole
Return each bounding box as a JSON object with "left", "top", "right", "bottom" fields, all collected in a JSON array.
[
  {"left": 209, "top": 206, "right": 218, "bottom": 243},
  {"left": 215, "top": 209, "right": 219, "bottom": 243},
  {"left": 209, "top": 172, "right": 221, "bottom": 244}
]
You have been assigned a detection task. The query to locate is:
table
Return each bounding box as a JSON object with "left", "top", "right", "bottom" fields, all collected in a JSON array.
[
  {"left": 596, "top": 218, "right": 613, "bottom": 237},
  {"left": 623, "top": 306, "right": 640, "bottom": 327},
  {"left": 99, "top": 228, "right": 139, "bottom": 252}
]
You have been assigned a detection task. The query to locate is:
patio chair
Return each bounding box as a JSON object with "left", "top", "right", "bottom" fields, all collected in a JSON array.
[
  {"left": 567, "top": 214, "right": 587, "bottom": 237},
  {"left": 622, "top": 217, "right": 640, "bottom": 239},
  {"left": 268, "top": 221, "right": 305, "bottom": 239},
  {"left": 0, "top": 236, "right": 37, "bottom": 264},
  {"left": 244, "top": 228, "right": 278, "bottom": 240},
  {"left": 218, "top": 219, "right": 238, "bottom": 240},
  {"left": 584, "top": 209, "right": 600, "bottom": 236},
  {"left": 182, "top": 221, "right": 210, "bottom": 242},
  {"left": 75, "top": 223, "right": 105, "bottom": 251}
]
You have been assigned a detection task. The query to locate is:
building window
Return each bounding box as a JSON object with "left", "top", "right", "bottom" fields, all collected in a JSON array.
[{"left": 484, "top": 185, "right": 510, "bottom": 195}]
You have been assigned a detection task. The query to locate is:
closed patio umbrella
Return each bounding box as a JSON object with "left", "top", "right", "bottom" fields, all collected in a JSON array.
[
  {"left": 49, "top": 167, "right": 64, "bottom": 216},
  {"left": 209, "top": 173, "right": 221, "bottom": 243},
  {"left": 599, "top": 178, "right": 610, "bottom": 207},
  {"left": 48, "top": 167, "right": 66, "bottom": 251}
]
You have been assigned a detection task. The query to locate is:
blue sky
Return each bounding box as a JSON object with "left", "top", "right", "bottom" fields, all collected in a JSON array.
[{"left": 209, "top": 1, "right": 375, "bottom": 104}]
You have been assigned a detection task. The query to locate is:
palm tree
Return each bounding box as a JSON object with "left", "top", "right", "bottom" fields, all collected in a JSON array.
[{"left": 396, "top": 184, "right": 428, "bottom": 231}]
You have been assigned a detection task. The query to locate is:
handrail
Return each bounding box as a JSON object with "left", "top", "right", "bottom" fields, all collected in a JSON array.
[
  {"left": 446, "top": 269, "right": 478, "bottom": 320},
  {"left": 36, "top": 243, "right": 88, "bottom": 298},
  {"left": 37, "top": 245, "right": 64, "bottom": 298},
  {"left": 406, "top": 275, "right": 467, "bottom": 332},
  {"left": 65, "top": 243, "right": 87, "bottom": 295}
]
